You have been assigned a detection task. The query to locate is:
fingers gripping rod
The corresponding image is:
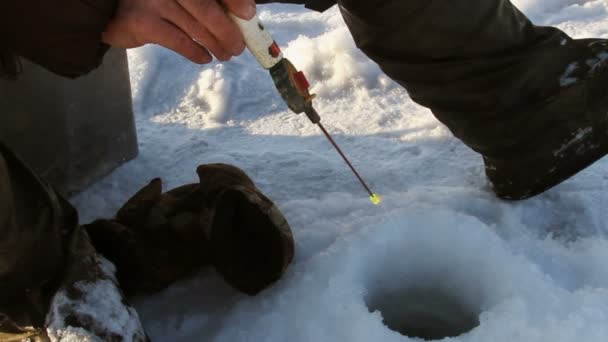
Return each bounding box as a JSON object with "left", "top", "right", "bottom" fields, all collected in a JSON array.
[{"left": 230, "top": 13, "right": 381, "bottom": 205}]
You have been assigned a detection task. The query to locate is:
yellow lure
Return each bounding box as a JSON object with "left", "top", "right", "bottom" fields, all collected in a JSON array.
[{"left": 370, "top": 194, "right": 382, "bottom": 205}]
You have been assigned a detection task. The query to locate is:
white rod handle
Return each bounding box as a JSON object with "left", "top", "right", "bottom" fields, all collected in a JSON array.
[{"left": 230, "top": 14, "right": 283, "bottom": 69}]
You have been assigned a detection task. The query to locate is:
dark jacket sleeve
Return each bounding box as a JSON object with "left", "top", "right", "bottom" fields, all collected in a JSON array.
[
  {"left": 0, "top": 0, "right": 119, "bottom": 78},
  {"left": 255, "top": 0, "right": 336, "bottom": 12}
]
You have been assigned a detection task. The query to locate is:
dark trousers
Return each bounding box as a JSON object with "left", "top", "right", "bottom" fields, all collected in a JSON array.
[
  {"left": 0, "top": 142, "right": 76, "bottom": 335},
  {"left": 0, "top": 142, "right": 148, "bottom": 340},
  {"left": 338, "top": 0, "right": 608, "bottom": 199}
]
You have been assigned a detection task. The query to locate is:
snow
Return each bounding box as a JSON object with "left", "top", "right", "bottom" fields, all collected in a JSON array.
[
  {"left": 46, "top": 257, "right": 146, "bottom": 341},
  {"left": 71, "top": 1, "right": 608, "bottom": 341},
  {"left": 560, "top": 62, "right": 581, "bottom": 87}
]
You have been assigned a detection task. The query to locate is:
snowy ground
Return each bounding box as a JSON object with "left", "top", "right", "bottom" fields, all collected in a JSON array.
[{"left": 73, "top": 1, "right": 608, "bottom": 341}]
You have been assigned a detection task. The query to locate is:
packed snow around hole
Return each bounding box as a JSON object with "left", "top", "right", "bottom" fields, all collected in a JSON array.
[{"left": 73, "top": 1, "right": 608, "bottom": 341}]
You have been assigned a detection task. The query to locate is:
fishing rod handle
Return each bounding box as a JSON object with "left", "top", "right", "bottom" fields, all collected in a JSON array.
[{"left": 230, "top": 13, "right": 283, "bottom": 69}]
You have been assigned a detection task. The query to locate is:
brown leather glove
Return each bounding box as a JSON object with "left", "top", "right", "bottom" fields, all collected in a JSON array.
[{"left": 86, "top": 164, "right": 294, "bottom": 296}]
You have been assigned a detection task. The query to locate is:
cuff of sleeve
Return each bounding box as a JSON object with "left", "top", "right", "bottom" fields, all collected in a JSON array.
[{"left": 1, "top": 0, "right": 119, "bottom": 78}]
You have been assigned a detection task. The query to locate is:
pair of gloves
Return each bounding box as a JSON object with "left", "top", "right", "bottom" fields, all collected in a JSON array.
[{"left": 86, "top": 163, "right": 294, "bottom": 297}]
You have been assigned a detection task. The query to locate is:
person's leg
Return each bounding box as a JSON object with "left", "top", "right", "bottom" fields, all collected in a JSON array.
[
  {"left": 338, "top": 0, "right": 608, "bottom": 199},
  {"left": 0, "top": 141, "right": 147, "bottom": 340},
  {"left": 0, "top": 142, "right": 67, "bottom": 338}
]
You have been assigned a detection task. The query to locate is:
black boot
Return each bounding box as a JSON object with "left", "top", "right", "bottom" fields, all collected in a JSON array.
[{"left": 338, "top": 0, "right": 608, "bottom": 199}]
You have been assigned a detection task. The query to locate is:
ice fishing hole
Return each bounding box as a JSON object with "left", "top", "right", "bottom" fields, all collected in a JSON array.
[{"left": 366, "top": 285, "right": 481, "bottom": 340}]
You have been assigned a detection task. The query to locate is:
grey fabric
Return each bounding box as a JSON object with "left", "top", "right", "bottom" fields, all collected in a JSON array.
[
  {"left": 337, "top": 0, "right": 608, "bottom": 199},
  {"left": 0, "top": 48, "right": 138, "bottom": 196}
]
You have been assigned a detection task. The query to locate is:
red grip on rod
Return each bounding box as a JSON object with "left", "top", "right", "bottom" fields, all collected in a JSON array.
[
  {"left": 268, "top": 41, "right": 281, "bottom": 58},
  {"left": 294, "top": 71, "right": 310, "bottom": 90}
]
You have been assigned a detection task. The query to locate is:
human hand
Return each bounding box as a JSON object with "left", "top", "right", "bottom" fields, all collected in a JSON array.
[{"left": 102, "top": 0, "right": 256, "bottom": 63}]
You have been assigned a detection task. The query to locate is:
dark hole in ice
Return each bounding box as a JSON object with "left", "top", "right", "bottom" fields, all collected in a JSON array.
[{"left": 366, "top": 286, "right": 480, "bottom": 340}]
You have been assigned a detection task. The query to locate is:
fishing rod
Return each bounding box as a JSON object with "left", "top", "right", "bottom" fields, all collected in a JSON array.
[{"left": 230, "top": 12, "right": 382, "bottom": 205}]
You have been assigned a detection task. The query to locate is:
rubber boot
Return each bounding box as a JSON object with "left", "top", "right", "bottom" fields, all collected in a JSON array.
[
  {"left": 337, "top": 0, "right": 608, "bottom": 199},
  {"left": 86, "top": 164, "right": 295, "bottom": 296}
]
